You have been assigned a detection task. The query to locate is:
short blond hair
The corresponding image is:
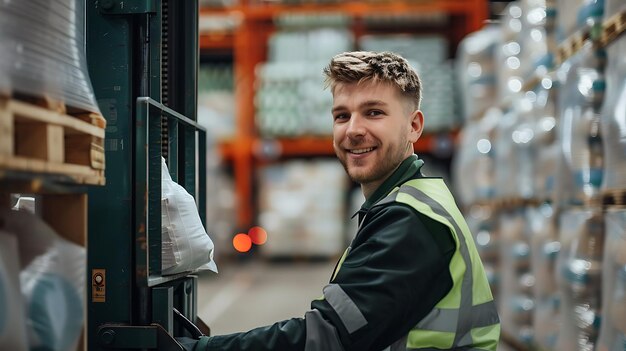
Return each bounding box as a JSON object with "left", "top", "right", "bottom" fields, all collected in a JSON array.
[{"left": 323, "top": 51, "right": 422, "bottom": 110}]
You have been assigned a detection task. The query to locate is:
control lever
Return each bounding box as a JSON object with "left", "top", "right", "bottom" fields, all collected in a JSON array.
[{"left": 173, "top": 308, "right": 205, "bottom": 339}]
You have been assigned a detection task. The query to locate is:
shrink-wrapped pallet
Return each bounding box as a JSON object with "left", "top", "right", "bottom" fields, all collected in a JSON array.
[
  {"left": 555, "top": 208, "right": 604, "bottom": 351},
  {"left": 497, "top": 2, "right": 524, "bottom": 101},
  {"left": 0, "top": 0, "right": 99, "bottom": 113},
  {"left": 555, "top": 0, "right": 587, "bottom": 42},
  {"left": 465, "top": 205, "right": 500, "bottom": 297},
  {"left": 600, "top": 6, "right": 626, "bottom": 193},
  {"left": 555, "top": 45, "right": 604, "bottom": 207},
  {"left": 498, "top": 209, "right": 534, "bottom": 345},
  {"left": 0, "top": 210, "right": 85, "bottom": 351},
  {"left": 455, "top": 25, "right": 500, "bottom": 121},
  {"left": 528, "top": 203, "right": 560, "bottom": 350},
  {"left": 532, "top": 73, "right": 560, "bottom": 201},
  {"left": 258, "top": 160, "right": 347, "bottom": 257},
  {"left": 452, "top": 107, "right": 500, "bottom": 206},
  {"left": 518, "top": 0, "right": 549, "bottom": 78},
  {"left": 597, "top": 208, "right": 626, "bottom": 351}
]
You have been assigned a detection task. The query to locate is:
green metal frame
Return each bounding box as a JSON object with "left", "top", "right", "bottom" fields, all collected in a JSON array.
[{"left": 86, "top": 0, "right": 205, "bottom": 349}]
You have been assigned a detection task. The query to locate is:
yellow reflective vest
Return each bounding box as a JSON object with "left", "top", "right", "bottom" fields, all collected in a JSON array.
[{"left": 376, "top": 178, "right": 500, "bottom": 350}]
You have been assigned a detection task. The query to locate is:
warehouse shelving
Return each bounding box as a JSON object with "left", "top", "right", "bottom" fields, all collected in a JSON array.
[
  {"left": 0, "top": 95, "right": 107, "bottom": 351},
  {"left": 201, "top": 0, "right": 487, "bottom": 229}
]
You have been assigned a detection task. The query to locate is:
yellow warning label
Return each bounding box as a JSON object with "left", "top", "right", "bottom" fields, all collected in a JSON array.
[{"left": 92, "top": 269, "right": 106, "bottom": 303}]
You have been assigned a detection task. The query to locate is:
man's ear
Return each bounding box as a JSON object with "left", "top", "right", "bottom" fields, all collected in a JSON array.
[{"left": 408, "top": 110, "right": 424, "bottom": 143}]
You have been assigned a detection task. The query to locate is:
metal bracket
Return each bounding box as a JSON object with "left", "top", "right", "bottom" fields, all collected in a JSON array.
[
  {"left": 99, "top": 0, "right": 156, "bottom": 14},
  {"left": 97, "top": 324, "right": 183, "bottom": 350}
]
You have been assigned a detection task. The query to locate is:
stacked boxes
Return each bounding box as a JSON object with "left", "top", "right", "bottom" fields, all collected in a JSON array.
[
  {"left": 359, "top": 34, "right": 457, "bottom": 132},
  {"left": 258, "top": 159, "right": 347, "bottom": 258}
]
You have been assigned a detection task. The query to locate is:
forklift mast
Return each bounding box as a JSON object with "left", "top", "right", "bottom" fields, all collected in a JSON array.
[{"left": 86, "top": 1, "right": 208, "bottom": 349}]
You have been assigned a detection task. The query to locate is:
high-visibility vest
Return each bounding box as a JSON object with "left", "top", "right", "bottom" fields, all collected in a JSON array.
[{"left": 376, "top": 178, "right": 500, "bottom": 350}]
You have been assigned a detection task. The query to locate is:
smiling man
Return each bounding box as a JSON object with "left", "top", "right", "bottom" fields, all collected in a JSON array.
[{"left": 180, "top": 51, "right": 500, "bottom": 351}]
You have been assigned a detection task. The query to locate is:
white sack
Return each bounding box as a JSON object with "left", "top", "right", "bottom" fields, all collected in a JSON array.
[{"left": 161, "top": 157, "right": 217, "bottom": 275}]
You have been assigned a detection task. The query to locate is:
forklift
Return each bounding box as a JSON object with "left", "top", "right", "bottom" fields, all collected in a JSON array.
[{"left": 86, "top": 1, "right": 210, "bottom": 349}]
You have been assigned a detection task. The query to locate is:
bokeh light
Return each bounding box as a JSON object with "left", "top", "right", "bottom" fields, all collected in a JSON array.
[
  {"left": 233, "top": 233, "right": 252, "bottom": 252},
  {"left": 248, "top": 226, "right": 268, "bottom": 245}
]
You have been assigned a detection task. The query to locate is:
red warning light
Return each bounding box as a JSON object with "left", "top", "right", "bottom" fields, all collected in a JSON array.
[
  {"left": 233, "top": 233, "right": 252, "bottom": 253},
  {"left": 248, "top": 226, "right": 268, "bottom": 245}
]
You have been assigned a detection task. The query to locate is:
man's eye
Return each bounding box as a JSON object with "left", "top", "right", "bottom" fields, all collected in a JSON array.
[
  {"left": 367, "top": 110, "right": 383, "bottom": 116},
  {"left": 334, "top": 113, "right": 348, "bottom": 121}
]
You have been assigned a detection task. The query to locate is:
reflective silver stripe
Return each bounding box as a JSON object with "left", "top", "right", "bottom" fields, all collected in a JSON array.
[
  {"left": 304, "top": 309, "right": 344, "bottom": 351},
  {"left": 399, "top": 185, "right": 474, "bottom": 347},
  {"left": 415, "top": 301, "right": 499, "bottom": 332},
  {"left": 470, "top": 300, "right": 499, "bottom": 327},
  {"left": 375, "top": 188, "right": 399, "bottom": 207},
  {"left": 323, "top": 284, "right": 367, "bottom": 334}
]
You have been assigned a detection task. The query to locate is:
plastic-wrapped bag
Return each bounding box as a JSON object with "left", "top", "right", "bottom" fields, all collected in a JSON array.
[
  {"left": 556, "top": 208, "right": 604, "bottom": 351},
  {"left": 528, "top": 203, "right": 560, "bottom": 350},
  {"left": 498, "top": 209, "right": 534, "bottom": 345},
  {"left": 532, "top": 73, "right": 560, "bottom": 201},
  {"left": 0, "top": 231, "right": 28, "bottom": 351},
  {"left": 556, "top": 45, "right": 605, "bottom": 206},
  {"left": 600, "top": 7, "right": 626, "bottom": 193},
  {"left": 161, "top": 157, "right": 218, "bottom": 275},
  {"left": 597, "top": 208, "right": 626, "bottom": 351},
  {"left": 0, "top": 210, "right": 85, "bottom": 351}
]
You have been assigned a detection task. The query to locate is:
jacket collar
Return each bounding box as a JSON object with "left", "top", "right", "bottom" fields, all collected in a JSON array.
[{"left": 353, "top": 154, "right": 424, "bottom": 220}]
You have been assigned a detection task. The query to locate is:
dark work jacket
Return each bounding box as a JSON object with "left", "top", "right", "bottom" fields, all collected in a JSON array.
[{"left": 197, "top": 155, "right": 455, "bottom": 351}]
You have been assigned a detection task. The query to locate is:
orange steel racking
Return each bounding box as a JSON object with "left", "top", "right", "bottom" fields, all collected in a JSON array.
[{"left": 201, "top": 0, "right": 488, "bottom": 229}]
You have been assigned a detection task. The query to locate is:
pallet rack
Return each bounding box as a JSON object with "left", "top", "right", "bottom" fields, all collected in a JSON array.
[{"left": 200, "top": 0, "right": 488, "bottom": 229}]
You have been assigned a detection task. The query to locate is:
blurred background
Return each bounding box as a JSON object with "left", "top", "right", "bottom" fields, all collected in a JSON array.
[
  {"left": 1, "top": 0, "right": 624, "bottom": 350},
  {"left": 195, "top": 0, "right": 626, "bottom": 350}
]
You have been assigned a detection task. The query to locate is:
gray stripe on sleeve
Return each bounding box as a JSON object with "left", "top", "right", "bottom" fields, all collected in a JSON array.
[
  {"left": 323, "top": 284, "right": 368, "bottom": 334},
  {"left": 304, "top": 309, "right": 345, "bottom": 351}
]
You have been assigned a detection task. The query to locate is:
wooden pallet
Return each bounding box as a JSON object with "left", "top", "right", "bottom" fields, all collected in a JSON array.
[
  {"left": 603, "top": 189, "right": 626, "bottom": 206},
  {"left": 0, "top": 97, "right": 106, "bottom": 185},
  {"left": 555, "top": 29, "right": 590, "bottom": 66},
  {"left": 598, "top": 9, "right": 626, "bottom": 48}
]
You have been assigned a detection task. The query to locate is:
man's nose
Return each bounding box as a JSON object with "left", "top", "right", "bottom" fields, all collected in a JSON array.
[{"left": 346, "top": 115, "right": 366, "bottom": 138}]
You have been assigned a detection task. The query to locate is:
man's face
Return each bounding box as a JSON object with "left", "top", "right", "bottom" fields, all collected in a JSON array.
[{"left": 331, "top": 81, "right": 423, "bottom": 191}]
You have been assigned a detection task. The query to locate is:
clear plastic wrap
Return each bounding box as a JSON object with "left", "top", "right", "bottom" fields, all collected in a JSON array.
[
  {"left": 555, "top": 207, "right": 605, "bottom": 351},
  {"left": 519, "top": 0, "right": 548, "bottom": 79},
  {"left": 494, "top": 99, "right": 536, "bottom": 200},
  {"left": 597, "top": 208, "right": 626, "bottom": 351},
  {"left": 456, "top": 25, "right": 500, "bottom": 121},
  {"left": 465, "top": 205, "right": 500, "bottom": 298},
  {"left": 497, "top": 2, "right": 525, "bottom": 101},
  {"left": 498, "top": 209, "right": 535, "bottom": 345},
  {"left": 600, "top": 25, "right": 626, "bottom": 192},
  {"left": 511, "top": 95, "right": 537, "bottom": 200},
  {"left": 0, "top": 0, "right": 100, "bottom": 113},
  {"left": 452, "top": 107, "right": 500, "bottom": 206},
  {"left": 555, "top": 0, "right": 586, "bottom": 42},
  {"left": 555, "top": 44, "right": 605, "bottom": 206},
  {"left": 532, "top": 73, "right": 561, "bottom": 201},
  {"left": 528, "top": 203, "right": 560, "bottom": 350},
  {"left": 0, "top": 210, "right": 86, "bottom": 351},
  {"left": 604, "top": 0, "right": 626, "bottom": 17}
]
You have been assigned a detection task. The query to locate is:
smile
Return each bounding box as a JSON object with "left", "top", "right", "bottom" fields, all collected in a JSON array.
[{"left": 349, "top": 147, "right": 375, "bottom": 154}]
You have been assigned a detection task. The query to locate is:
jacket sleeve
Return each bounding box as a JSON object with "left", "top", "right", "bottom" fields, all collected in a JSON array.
[
  {"left": 308, "top": 204, "right": 455, "bottom": 351},
  {"left": 196, "top": 204, "right": 454, "bottom": 351}
]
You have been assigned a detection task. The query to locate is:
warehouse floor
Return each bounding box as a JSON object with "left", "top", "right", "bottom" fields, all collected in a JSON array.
[
  {"left": 196, "top": 258, "right": 514, "bottom": 351},
  {"left": 196, "top": 259, "right": 336, "bottom": 335}
]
